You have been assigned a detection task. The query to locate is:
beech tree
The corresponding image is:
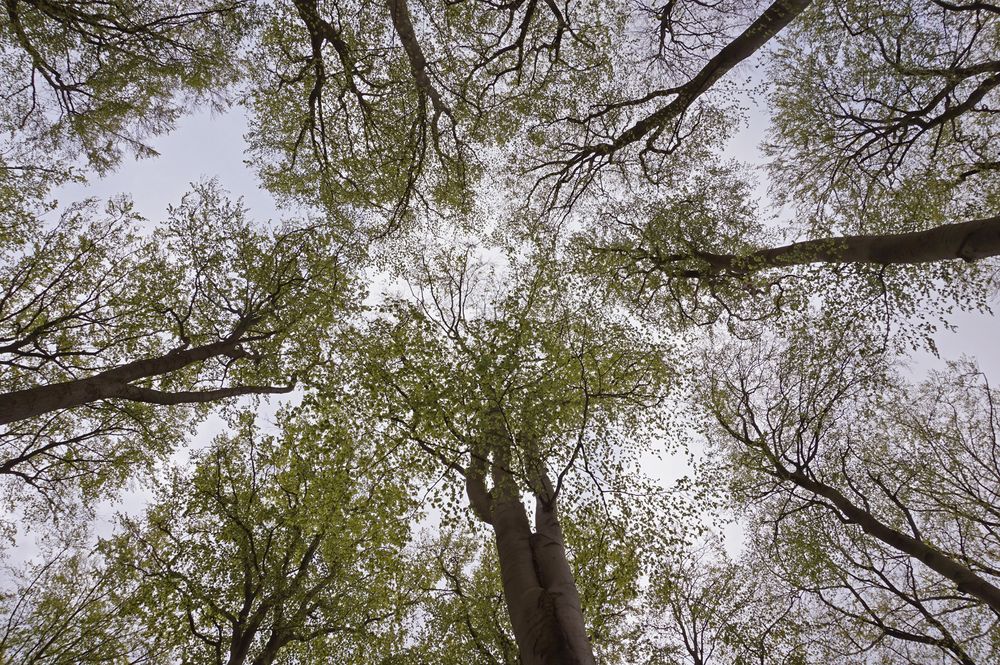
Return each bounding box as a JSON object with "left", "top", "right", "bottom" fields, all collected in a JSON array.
[
  {"left": 404, "top": 506, "right": 668, "bottom": 665},
  {"left": 704, "top": 326, "right": 1000, "bottom": 663},
  {"left": 1, "top": 0, "right": 247, "bottom": 175},
  {"left": 0, "top": 537, "right": 155, "bottom": 664},
  {"left": 559, "top": 1, "right": 1000, "bottom": 347},
  {"left": 343, "top": 244, "right": 688, "bottom": 663},
  {"left": 0, "top": 182, "right": 351, "bottom": 516},
  {"left": 642, "top": 538, "right": 812, "bottom": 665},
  {"left": 3, "top": 0, "right": 1000, "bottom": 662}
]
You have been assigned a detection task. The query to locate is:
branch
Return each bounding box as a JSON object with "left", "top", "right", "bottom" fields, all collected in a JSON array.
[
  {"left": 466, "top": 471, "right": 494, "bottom": 525},
  {"left": 568, "top": 0, "right": 812, "bottom": 163},
  {"left": 115, "top": 384, "right": 295, "bottom": 405},
  {"left": 0, "top": 318, "right": 267, "bottom": 425},
  {"left": 644, "top": 213, "right": 1000, "bottom": 278},
  {"left": 776, "top": 459, "right": 1000, "bottom": 615},
  {"left": 387, "top": 0, "right": 452, "bottom": 126}
]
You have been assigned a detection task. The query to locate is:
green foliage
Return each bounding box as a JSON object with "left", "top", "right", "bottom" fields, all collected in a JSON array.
[
  {"left": 398, "top": 528, "right": 519, "bottom": 665},
  {"left": 0, "top": 530, "right": 160, "bottom": 664},
  {"left": 0, "top": 0, "right": 249, "bottom": 175},
  {"left": 243, "top": 0, "right": 627, "bottom": 219},
  {"left": 343, "top": 242, "right": 682, "bottom": 517},
  {"left": 643, "top": 537, "right": 814, "bottom": 665},
  {"left": 104, "top": 409, "right": 422, "bottom": 664},
  {"left": 766, "top": 0, "right": 1000, "bottom": 230},
  {"left": 0, "top": 180, "right": 354, "bottom": 517},
  {"left": 3, "top": 0, "right": 1000, "bottom": 661},
  {"left": 570, "top": 160, "right": 772, "bottom": 325}
]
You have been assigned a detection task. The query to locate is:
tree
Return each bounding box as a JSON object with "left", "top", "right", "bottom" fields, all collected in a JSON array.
[
  {"left": 402, "top": 487, "right": 674, "bottom": 664},
  {"left": 643, "top": 537, "right": 812, "bottom": 665},
  {"left": 703, "top": 325, "right": 1000, "bottom": 663},
  {"left": 343, "top": 243, "right": 689, "bottom": 664},
  {"left": 103, "top": 408, "right": 421, "bottom": 664},
  {"left": 243, "top": 0, "right": 620, "bottom": 217},
  {"left": 0, "top": 535, "right": 158, "bottom": 664},
  {"left": 0, "top": 181, "right": 350, "bottom": 515},
  {"left": 4, "top": 0, "right": 1000, "bottom": 661},
  {"left": 559, "top": 1, "right": 1000, "bottom": 344},
  {"left": 766, "top": 1, "right": 1000, "bottom": 219}
]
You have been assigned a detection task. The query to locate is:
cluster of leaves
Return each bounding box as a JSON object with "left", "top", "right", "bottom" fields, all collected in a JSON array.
[
  {"left": 105, "top": 409, "right": 421, "bottom": 664},
  {"left": 243, "top": 0, "right": 620, "bottom": 221},
  {"left": 0, "top": 0, "right": 249, "bottom": 175},
  {"left": 1, "top": 405, "right": 427, "bottom": 665},
  {"left": 342, "top": 242, "right": 683, "bottom": 519},
  {"left": 0, "top": 180, "right": 353, "bottom": 519},
  {"left": 767, "top": 0, "right": 1000, "bottom": 229},
  {"left": 0, "top": 537, "right": 155, "bottom": 664}
]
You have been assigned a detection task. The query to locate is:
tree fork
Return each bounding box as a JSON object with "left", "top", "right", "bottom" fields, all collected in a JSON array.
[{"left": 466, "top": 464, "right": 596, "bottom": 664}]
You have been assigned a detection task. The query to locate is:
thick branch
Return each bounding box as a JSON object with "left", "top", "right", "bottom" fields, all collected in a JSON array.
[
  {"left": 465, "top": 469, "right": 494, "bottom": 525},
  {"left": 116, "top": 384, "right": 294, "bottom": 406},
  {"left": 779, "top": 465, "right": 1000, "bottom": 615},
  {"left": 0, "top": 322, "right": 264, "bottom": 425},
  {"left": 387, "top": 0, "right": 451, "bottom": 123},
  {"left": 653, "top": 214, "right": 1000, "bottom": 277},
  {"left": 583, "top": 0, "right": 811, "bottom": 159}
]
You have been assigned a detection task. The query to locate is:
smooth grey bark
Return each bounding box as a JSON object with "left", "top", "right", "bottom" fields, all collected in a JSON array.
[
  {"left": 0, "top": 327, "right": 291, "bottom": 426},
  {"left": 531, "top": 497, "right": 593, "bottom": 660},
  {"left": 673, "top": 214, "right": 1000, "bottom": 276},
  {"left": 466, "top": 451, "right": 595, "bottom": 665}
]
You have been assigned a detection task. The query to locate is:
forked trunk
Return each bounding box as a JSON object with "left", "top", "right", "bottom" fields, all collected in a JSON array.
[{"left": 487, "top": 489, "right": 596, "bottom": 665}]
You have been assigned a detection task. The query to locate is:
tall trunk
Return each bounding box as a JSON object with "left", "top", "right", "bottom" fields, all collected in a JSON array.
[
  {"left": 227, "top": 627, "right": 254, "bottom": 665},
  {"left": 530, "top": 497, "right": 594, "bottom": 662},
  {"left": 469, "top": 466, "right": 596, "bottom": 665}
]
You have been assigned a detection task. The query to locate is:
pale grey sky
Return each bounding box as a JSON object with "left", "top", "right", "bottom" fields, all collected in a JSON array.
[{"left": 57, "top": 108, "right": 281, "bottom": 225}]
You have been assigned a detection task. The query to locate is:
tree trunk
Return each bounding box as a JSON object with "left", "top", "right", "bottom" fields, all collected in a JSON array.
[
  {"left": 471, "top": 469, "right": 596, "bottom": 665},
  {"left": 530, "top": 497, "right": 593, "bottom": 661}
]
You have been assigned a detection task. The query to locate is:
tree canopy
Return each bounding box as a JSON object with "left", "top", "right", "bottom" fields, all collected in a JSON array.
[{"left": 1, "top": 0, "right": 1000, "bottom": 663}]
